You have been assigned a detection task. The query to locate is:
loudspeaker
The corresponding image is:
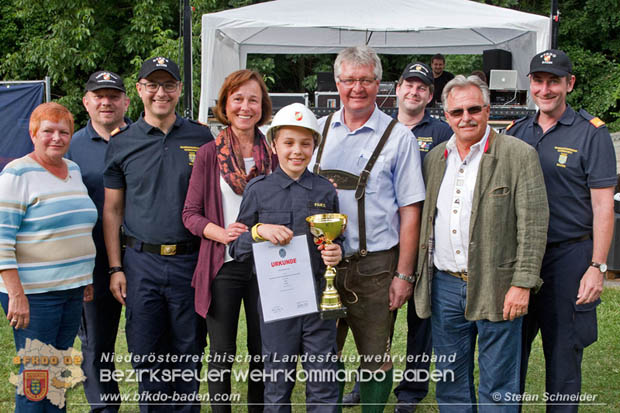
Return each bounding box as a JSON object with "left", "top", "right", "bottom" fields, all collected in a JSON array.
[
  {"left": 483, "top": 49, "right": 512, "bottom": 80},
  {"left": 317, "top": 72, "right": 337, "bottom": 92},
  {"left": 269, "top": 93, "right": 309, "bottom": 111}
]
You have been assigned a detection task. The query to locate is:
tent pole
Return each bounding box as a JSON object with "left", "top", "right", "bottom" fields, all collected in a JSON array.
[
  {"left": 45, "top": 76, "right": 51, "bottom": 102},
  {"left": 183, "top": 0, "right": 193, "bottom": 119},
  {"left": 550, "top": 0, "right": 559, "bottom": 48}
]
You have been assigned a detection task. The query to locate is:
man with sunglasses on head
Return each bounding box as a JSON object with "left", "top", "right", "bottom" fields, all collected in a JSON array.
[
  {"left": 103, "top": 57, "right": 212, "bottom": 412},
  {"left": 309, "top": 45, "right": 425, "bottom": 412},
  {"left": 506, "top": 50, "right": 616, "bottom": 413},
  {"left": 414, "top": 75, "right": 548, "bottom": 411}
]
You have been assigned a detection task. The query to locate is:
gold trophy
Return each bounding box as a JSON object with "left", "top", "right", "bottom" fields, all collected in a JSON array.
[{"left": 306, "top": 213, "right": 348, "bottom": 320}]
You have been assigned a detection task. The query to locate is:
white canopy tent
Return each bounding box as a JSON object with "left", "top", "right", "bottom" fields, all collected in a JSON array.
[{"left": 199, "top": 0, "right": 550, "bottom": 122}]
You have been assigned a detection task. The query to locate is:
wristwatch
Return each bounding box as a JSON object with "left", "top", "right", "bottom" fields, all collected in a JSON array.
[
  {"left": 108, "top": 266, "right": 124, "bottom": 276},
  {"left": 590, "top": 262, "right": 608, "bottom": 273},
  {"left": 395, "top": 272, "right": 415, "bottom": 284}
]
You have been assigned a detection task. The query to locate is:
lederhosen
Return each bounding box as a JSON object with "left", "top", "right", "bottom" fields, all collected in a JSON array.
[{"left": 313, "top": 113, "right": 399, "bottom": 370}]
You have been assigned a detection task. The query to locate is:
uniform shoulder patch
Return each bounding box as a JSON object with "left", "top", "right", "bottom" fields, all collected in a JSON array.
[
  {"left": 589, "top": 117, "right": 605, "bottom": 128},
  {"left": 505, "top": 116, "right": 528, "bottom": 131},
  {"left": 578, "top": 109, "right": 606, "bottom": 128},
  {"left": 110, "top": 124, "right": 129, "bottom": 137}
]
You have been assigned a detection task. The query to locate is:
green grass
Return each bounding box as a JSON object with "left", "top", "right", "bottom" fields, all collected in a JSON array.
[{"left": 1, "top": 287, "right": 619, "bottom": 412}]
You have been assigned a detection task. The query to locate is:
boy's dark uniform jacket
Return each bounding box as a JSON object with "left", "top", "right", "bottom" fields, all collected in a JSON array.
[{"left": 230, "top": 167, "right": 342, "bottom": 296}]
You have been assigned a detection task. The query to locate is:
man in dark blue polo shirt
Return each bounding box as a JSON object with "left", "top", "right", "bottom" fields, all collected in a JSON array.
[
  {"left": 66, "top": 70, "right": 130, "bottom": 413},
  {"left": 396, "top": 62, "right": 452, "bottom": 163},
  {"left": 103, "top": 57, "right": 213, "bottom": 413},
  {"left": 506, "top": 49, "right": 616, "bottom": 413},
  {"left": 394, "top": 62, "right": 451, "bottom": 413}
]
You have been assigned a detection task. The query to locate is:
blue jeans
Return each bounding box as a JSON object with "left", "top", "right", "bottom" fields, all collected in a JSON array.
[
  {"left": 431, "top": 271, "right": 521, "bottom": 413},
  {"left": 1, "top": 286, "right": 85, "bottom": 413}
]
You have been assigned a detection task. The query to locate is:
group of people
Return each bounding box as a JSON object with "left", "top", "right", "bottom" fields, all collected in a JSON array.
[{"left": 0, "top": 44, "right": 614, "bottom": 413}]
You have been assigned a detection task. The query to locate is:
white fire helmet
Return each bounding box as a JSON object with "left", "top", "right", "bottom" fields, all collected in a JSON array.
[{"left": 265, "top": 103, "right": 322, "bottom": 147}]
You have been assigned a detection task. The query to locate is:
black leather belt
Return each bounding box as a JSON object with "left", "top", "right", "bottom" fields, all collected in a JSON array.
[
  {"left": 125, "top": 236, "right": 199, "bottom": 256},
  {"left": 546, "top": 234, "right": 591, "bottom": 249}
]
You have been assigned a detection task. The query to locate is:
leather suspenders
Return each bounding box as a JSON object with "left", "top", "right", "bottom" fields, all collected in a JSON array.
[{"left": 313, "top": 113, "right": 397, "bottom": 256}]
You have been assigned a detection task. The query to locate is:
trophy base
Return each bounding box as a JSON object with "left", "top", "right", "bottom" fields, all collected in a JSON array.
[{"left": 320, "top": 307, "right": 347, "bottom": 320}]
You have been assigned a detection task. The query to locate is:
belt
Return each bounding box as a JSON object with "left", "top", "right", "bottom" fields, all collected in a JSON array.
[
  {"left": 546, "top": 234, "right": 591, "bottom": 249},
  {"left": 125, "top": 236, "right": 199, "bottom": 256},
  {"left": 444, "top": 269, "right": 468, "bottom": 282}
]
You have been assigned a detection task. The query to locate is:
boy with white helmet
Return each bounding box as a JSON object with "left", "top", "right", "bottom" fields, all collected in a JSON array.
[{"left": 230, "top": 103, "right": 342, "bottom": 412}]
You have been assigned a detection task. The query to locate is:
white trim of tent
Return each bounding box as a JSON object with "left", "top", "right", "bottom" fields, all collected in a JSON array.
[{"left": 199, "top": 0, "right": 550, "bottom": 122}]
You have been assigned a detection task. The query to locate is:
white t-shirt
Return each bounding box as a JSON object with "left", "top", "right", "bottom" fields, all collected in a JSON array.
[{"left": 220, "top": 157, "right": 255, "bottom": 262}]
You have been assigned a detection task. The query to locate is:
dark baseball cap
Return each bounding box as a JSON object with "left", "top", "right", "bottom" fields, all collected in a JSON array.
[
  {"left": 85, "top": 71, "right": 126, "bottom": 92},
  {"left": 138, "top": 57, "right": 181, "bottom": 81},
  {"left": 400, "top": 62, "right": 433, "bottom": 85},
  {"left": 528, "top": 49, "right": 572, "bottom": 77}
]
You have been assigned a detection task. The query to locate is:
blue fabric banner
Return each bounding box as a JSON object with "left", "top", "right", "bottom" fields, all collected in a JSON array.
[{"left": 0, "top": 82, "right": 45, "bottom": 170}]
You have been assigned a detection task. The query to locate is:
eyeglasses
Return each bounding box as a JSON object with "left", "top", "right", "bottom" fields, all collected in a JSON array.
[
  {"left": 338, "top": 77, "right": 377, "bottom": 87},
  {"left": 446, "top": 105, "right": 487, "bottom": 117},
  {"left": 138, "top": 81, "right": 180, "bottom": 93}
]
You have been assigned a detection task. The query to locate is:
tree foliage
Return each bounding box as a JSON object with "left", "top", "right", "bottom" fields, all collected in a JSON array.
[
  {"left": 0, "top": 0, "right": 181, "bottom": 125},
  {"left": 482, "top": 0, "right": 620, "bottom": 130},
  {"left": 1, "top": 0, "right": 618, "bottom": 131}
]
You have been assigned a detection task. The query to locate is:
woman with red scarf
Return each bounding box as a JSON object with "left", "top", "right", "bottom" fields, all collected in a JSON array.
[{"left": 183, "top": 70, "right": 274, "bottom": 413}]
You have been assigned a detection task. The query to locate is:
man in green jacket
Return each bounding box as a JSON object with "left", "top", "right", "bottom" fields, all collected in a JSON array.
[{"left": 414, "top": 75, "right": 548, "bottom": 412}]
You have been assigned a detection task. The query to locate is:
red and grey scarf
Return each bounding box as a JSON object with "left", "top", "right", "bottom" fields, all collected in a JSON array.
[{"left": 216, "top": 126, "right": 273, "bottom": 195}]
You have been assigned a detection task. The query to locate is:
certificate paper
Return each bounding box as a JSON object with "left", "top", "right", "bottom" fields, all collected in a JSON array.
[{"left": 252, "top": 235, "right": 318, "bottom": 322}]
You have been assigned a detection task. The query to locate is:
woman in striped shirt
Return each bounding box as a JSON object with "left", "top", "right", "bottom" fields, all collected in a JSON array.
[{"left": 0, "top": 102, "right": 97, "bottom": 412}]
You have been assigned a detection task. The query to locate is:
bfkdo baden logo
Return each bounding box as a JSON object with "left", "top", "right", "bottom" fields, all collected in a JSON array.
[
  {"left": 9, "top": 338, "right": 86, "bottom": 408},
  {"left": 23, "top": 370, "right": 48, "bottom": 401}
]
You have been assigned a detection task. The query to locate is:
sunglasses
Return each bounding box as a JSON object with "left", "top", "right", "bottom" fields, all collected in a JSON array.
[{"left": 446, "top": 105, "right": 487, "bottom": 117}]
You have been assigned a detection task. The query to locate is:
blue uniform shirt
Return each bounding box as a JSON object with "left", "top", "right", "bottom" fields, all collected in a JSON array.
[
  {"left": 66, "top": 118, "right": 130, "bottom": 271},
  {"left": 230, "top": 167, "right": 340, "bottom": 283},
  {"left": 506, "top": 105, "right": 616, "bottom": 243},
  {"left": 411, "top": 110, "right": 453, "bottom": 163},
  {"left": 103, "top": 114, "right": 213, "bottom": 244},
  {"left": 394, "top": 109, "right": 453, "bottom": 163},
  {"left": 310, "top": 106, "right": 425, "bottom": 256}
]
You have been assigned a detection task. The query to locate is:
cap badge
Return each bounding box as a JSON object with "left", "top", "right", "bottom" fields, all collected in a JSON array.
[
  {"left": 542, "top": 52, "right": 555, "bottom": 64},
  {"left": 295, "top": 112, "right": 303, "bottom": 121},
  {"left": 156, "top": 57, "right": 167, "bottom": 66}
]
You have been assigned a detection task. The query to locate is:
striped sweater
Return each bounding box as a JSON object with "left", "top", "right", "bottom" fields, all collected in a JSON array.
[{"left": 0, "top": 156, "right": 96, "bottom": 294}]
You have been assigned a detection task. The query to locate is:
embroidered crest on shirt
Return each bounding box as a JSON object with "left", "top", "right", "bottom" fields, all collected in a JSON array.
[
  {"left": 180, "top": 146, "right": 200, "bottom": 165},
  {"left": 554, "top": 146, "right": 578, "bottom": 168},
  {"left": 417, "top": 136, "right": 433, "bottom": 152}
]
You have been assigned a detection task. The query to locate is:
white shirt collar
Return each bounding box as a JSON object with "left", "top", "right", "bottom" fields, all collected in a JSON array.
[{"left": 445, "top": 125, "right": 491, "bottom": 161}]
